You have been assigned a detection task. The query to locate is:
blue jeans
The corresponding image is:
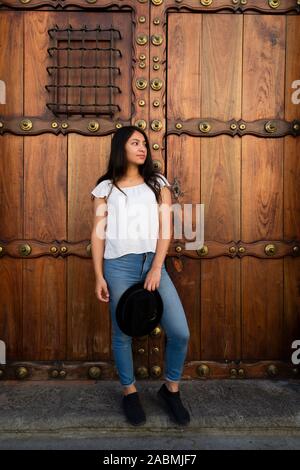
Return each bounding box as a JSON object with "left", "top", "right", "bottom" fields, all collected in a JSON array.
[{"left": 103, "top": 252, "right": 190, "bottom": 387}]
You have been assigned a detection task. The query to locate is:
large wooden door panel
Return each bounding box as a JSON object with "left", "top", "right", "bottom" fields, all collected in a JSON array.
[
  {"left": 0, "top": 1, "right": 299, "bottom": 380},
  {"left": 167, "top": 12, "right": 300, "bottom": 373}
]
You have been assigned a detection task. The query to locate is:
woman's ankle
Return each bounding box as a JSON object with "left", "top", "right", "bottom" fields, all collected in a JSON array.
[
  {"left": 123, "top": 384, "right": 137, "bottom": 396},
  {"left": 165, "top": 380, "right": 179, "bottom": 393}
]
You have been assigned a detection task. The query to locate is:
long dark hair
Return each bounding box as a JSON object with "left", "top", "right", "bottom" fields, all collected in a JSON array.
[{"left": 91, "top": 126, "right": 167, "bottom": 203}]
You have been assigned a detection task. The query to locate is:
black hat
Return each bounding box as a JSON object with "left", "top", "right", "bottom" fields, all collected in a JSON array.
[{"left": 116, "top": 282, "right": 163, "bottom": 337}]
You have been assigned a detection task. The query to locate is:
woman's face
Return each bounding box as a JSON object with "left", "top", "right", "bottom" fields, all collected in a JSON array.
[{"left": 124, "top": 131, "right": 147, "bottom": 166}]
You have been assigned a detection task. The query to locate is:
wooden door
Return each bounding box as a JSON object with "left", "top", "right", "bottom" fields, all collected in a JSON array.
[{"left": 0, "top": 0, "right": 299, "bottom": 381}]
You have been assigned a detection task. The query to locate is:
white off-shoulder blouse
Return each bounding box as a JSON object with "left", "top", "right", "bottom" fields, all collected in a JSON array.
[{"left": 91, "top": 174, "right": 171, "bottom": 259}]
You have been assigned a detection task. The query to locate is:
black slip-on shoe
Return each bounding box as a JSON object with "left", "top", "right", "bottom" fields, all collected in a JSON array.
[
  {"left": 122, "top": 392, "right": 146, "bottom": 426},
  {"left": 157, "top": 383, "right": 190, "bottom": 426}
]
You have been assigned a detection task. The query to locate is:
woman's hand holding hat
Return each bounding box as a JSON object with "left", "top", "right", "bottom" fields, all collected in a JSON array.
[{"left": 143, "top": 266, "right": 161, "bottom": 291}]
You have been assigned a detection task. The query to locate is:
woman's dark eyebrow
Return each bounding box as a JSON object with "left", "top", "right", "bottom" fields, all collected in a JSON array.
[{"left": 130, "top": 138, "right": 147, "bottom": 143}]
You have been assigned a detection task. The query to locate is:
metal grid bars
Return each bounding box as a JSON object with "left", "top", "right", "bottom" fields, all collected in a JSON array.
[{"left": 46, "top": 25, "right": 122, "bottom": 117}]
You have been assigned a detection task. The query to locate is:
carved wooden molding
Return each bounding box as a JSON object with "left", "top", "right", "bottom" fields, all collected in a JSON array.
[
  {"left": 168, "top": 118, "right": 300, "bottom": 138},
  {"left": 1, "top": 117, "right": 299, "bottom": 137},
  {"left": 0, "top": 238, "right": 299, "bottom": 259},
  {"left": 0, "top": 360, "right": 298, "bottom": 380},
  {"left": 0, "top": 0, "right": 299, "bottom": 15},
  {"left": 0, "top": 0, "right": 136, "bottom": 11},
  {"left": 0, "top": 117, "right": 131, "bottom": 136}
]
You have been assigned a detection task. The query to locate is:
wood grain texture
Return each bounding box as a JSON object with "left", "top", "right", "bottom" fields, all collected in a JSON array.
[
  {"left": 241, "top": 15, "right": 286, "bottom": 360},
  {"left": 167, "top": 14, "right": 201, "bottom": 359},
  {"left": 283, "top": 16, "right": 300, "bottom": 359},
  {"left": 22, "top": 135, "right": 67, "bottom": 359},
  {"left": 201, "top": 258, "right": 241, "bottom": 360},
  {"left": 242, "top": 258, "right": 284, "bottom": 360},
  {"left": 67, "top": 134, "right": 111, "bottom": 360},
  {"left": 0, "top": 11, "right": 23, "bottom": 359},
  {"left": 24, "top": 11, "right": 132, "bottom": 118},
  {"left": 201, "top": 14, "right": 242, "bottom": 359},
  {"left": 0, "top": 12, "right": 23, "bottom": 115}
]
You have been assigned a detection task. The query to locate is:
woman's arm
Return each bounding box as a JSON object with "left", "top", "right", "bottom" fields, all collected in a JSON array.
[
  {"left": 91, "top": 197, "right": 107, "bottom": 280},
  {"left": 152, "top": 186, "right": 173, "bottom": 269},
  {"left": 144, "top": 186, "right": 173, "bottom": 291}
]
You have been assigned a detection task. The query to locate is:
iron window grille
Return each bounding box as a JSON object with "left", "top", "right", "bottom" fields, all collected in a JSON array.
[{"left": 46, "top": 25, "right": 122, "bottom": 117}]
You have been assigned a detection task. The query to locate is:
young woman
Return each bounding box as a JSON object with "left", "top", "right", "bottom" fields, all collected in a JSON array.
[{"left": 90, "top": 126, "right": 190, "bottom": 426}]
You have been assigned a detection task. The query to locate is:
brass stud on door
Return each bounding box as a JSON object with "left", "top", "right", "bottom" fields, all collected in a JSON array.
[
  {"left": 135, "top": 120, "right": 147, "bottom": 130},
  {"left": 152, "top": 159, "right": 162, "bottom": 171},
  {"left": 293, "top": 123, "right": 300, "bottom": 132},
  {"left": 151, "top": 326, "right": 162, "bottom": 337},
  {"left": 265, "top": 121, "right": 277, "bottom": 133},
  {"left": 151, "top": 366, "right": 162, "bottom": 377},
  {"left": 15, "top": 367, "right": 29, "bottom": 380},
  {"left": 151, "top": 120, "right": 162, "bottom": 131},
  {"left": 87, "top": 121, "right": 100, "bottom": 132},
  {"left": 88, "top": 366, "right": 102, "bottom": 379},
  {"left": 20, "top": 119, "right": 33, "bottom": 131},
  {"left": 136, "top": 78, "right": 147, "bottom": 90},
  {"left": 267, "top": 364, "right": 278, "bottom": 377},
  {"left": 150, "top": 78, "right": 163, "bottom": 91},
  {"left": 136, "top": 35, "right": 148, "bottom": 46},
  {"left": 19, "top": 244, "right": 31, "bottom": 256},
  {"left": 151, "top": 35, "right": 163, "bottom": 46},
  {"left": 136, "top": 366, "right": 149, "bottom": 378},
  {"left": 200, "top": 0, "right": 213, "bottom": 5},
  {"left": 196, "top": 245, "right": 208, "bottom": 256},
  {"left": 197, "top": 364, "right": 210, "bottom": 377},
  {"left": 268, "top": 0, "right": 280, "bottom": 8},
  {"left": 199, "top": 122, "right": 211, "bottom": 133},
  {"left": 264, "top": 244, "right": 276, "bottom": 256}
]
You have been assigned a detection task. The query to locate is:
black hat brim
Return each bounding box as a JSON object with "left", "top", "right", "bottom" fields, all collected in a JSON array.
[{"left": 116, "top": 281, "right": 163, "bottom": 337}]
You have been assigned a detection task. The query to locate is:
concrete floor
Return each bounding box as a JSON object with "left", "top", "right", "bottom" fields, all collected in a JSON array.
[{"left": 0, "top": 379, "right": 299, "bottom": 450}]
